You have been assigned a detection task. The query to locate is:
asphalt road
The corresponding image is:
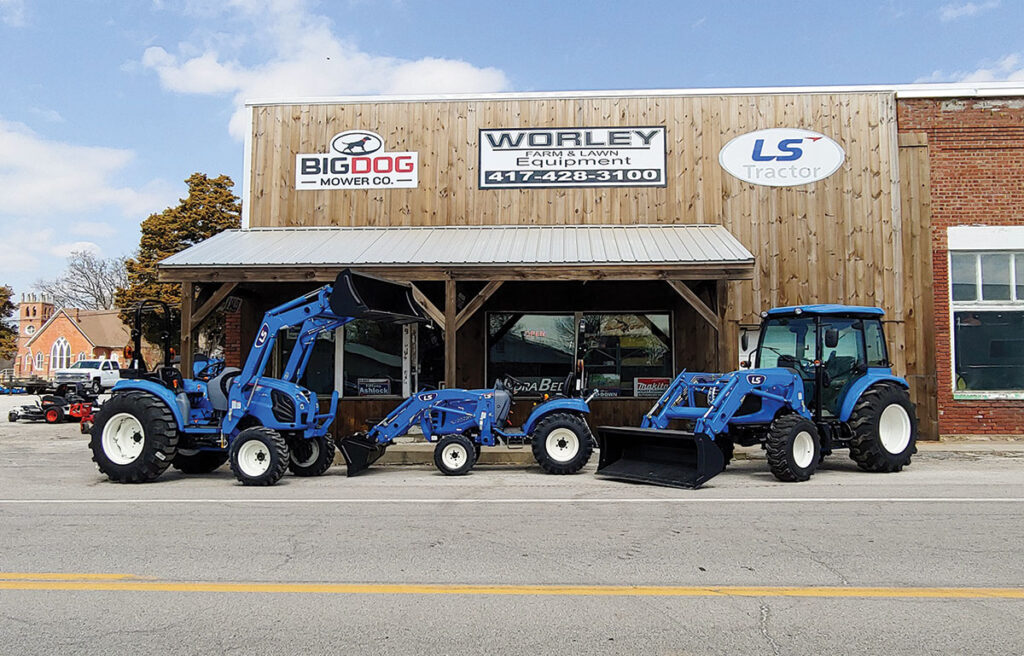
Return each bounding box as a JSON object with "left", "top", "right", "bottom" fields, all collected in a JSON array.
[{"left": 1, "top": 394, "right": 1023, "bottom": 655}]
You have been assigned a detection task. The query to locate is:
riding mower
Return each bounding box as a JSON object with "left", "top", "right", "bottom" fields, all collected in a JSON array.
[
  {"left": 597, "top": 305, "right": 918, "bottom": 488},
  {"left": 88, "top": 271, "right": 423, "bottom": 486},
  {"left": 8, "top": 382, "right": 98, "bottom": 426}
]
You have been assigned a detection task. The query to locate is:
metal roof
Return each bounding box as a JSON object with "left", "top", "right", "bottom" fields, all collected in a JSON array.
[{"left": 160, "top": 224, "right": 754, "bottom": 270}]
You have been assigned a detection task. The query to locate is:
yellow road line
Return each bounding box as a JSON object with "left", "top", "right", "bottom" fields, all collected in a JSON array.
[
  {"left": 0, "top": 573, "right": 142, "bottom": 581},
  {"left": 0, "top": 580, "right": 1021, "bottom": 599}
]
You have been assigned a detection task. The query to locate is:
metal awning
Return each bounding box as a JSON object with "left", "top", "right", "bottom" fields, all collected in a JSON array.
[{"left": 159, "top": 224, "right": 754, "bottom": 281}]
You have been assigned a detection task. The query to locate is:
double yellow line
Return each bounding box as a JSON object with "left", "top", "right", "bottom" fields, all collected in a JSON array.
[{"left": 1, "top": 574, "right": 1022, "bottom": 599}]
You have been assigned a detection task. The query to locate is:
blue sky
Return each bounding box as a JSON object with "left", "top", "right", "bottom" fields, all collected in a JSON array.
[{"left": 1, "top": 0, "right": 1022, "bottom": 299}]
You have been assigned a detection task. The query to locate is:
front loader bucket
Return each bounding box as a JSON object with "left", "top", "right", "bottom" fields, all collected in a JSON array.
[
  {"left": 595, "top": 426, "right": 725, "bottom": 489},
  {"left": 330, "top": 269, "right": 424, "bottom": 324},
  {"left": 338, "top": 434, "right": 388, "bottom": 476}
]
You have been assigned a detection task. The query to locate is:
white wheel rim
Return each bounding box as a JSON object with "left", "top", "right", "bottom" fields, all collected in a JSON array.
[
  {"left": 237, "top": 439, "right": 272, "bottom": 477},
  {"left": 546, "top": 428, "right": 580, "bottom": 463},
  {"left": 292, "top": 440, "right": 320, "bottom": 467},
  {"left": 101, "top": 412, "right": 145, "bottom": 465},
  {"left": 441, "top": 443, "right": 468, "bottom": 470},
  {"left": 879, "top": 404, "right": 912, "bottom": 454},
  {"left": 792, "top": 430, "right": 815, "bottom": 469}
]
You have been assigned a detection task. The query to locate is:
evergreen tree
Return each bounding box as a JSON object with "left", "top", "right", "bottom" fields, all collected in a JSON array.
[{"left": 0, "top": 285, "right": 16, "bottom": 361}]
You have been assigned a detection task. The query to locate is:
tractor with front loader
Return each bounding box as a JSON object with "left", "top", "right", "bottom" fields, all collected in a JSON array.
[
  {"left": 597, "top": 305, "right": 918, "bottom": 488},
  {"left": 89, "top": 271, "right": 423, "bottom": 486}
]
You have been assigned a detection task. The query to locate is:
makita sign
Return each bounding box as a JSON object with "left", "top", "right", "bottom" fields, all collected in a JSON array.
[
  {"left": 295, "top": 130, "right": 419, "bottom": 190},
  {"left": 718, "top": 128, "right": 845, "bottom": 187}
]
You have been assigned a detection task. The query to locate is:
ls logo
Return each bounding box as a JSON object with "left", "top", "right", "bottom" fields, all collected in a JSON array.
[{"left": 751, "top": 136, "right": 823, "bottom": 162}]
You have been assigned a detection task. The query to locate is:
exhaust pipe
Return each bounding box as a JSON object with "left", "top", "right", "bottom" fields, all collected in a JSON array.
[
  {"left": 338, "top": 433, "right": 388, "bottom": 476},
  {"left": 595, "top": 426, "right": 725, "bottom": 489}
]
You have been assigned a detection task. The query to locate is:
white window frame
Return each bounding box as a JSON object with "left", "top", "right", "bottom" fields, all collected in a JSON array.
[
  {"left": 50, "top": 337, "right": 71, "bottom": 371},
  {"left": 35, "top": 352, "right": 43, "bottom": 370},
  {"left": 948, "top": 226, "right": 1024, "bottom": 399}
]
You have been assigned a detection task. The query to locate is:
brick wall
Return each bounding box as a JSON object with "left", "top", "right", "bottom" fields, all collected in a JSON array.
[
  {"left": 898, "top": 97, "right": 1024, "bottom": 437},
  {"left": 223, "top": 311, "right": 242, "bottom": 368},
  {"left": 19, "top": 313, "right": 102, "bottom": 378}
]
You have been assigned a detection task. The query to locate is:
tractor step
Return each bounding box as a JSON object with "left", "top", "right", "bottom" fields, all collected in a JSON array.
[
  {"left": 595, "top": 426, "right": 725, "bottom": 489},
  {"left": 338, "top": 434, "right": 388, "bottom": 476}
]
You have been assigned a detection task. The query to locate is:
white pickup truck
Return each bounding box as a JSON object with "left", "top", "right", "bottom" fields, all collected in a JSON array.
[{"left": 54, "top": 359, "right": 121, "bottom": 393}]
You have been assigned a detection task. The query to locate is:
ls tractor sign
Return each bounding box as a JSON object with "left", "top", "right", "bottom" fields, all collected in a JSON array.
[{"left": 719, "top": 128, "right": 845, "bottom": 187}]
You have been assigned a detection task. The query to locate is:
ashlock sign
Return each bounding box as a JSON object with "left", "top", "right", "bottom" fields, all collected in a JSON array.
[
  {"left": 295, "top": 130, "right": 419, "bottom": 190},
  {"left": 479, "top": 127, "right": 666, "bottom": 189},
  {"left": 718, "top": 128, "right": 845, "bottom": 187}
]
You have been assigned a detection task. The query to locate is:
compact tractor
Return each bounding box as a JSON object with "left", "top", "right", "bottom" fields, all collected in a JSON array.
[
  {"left": 89, "top": 271, "right": 423, "bottom": 486},
  {"left": 597, "top": 305, "right": 918, "bottom": 488}
]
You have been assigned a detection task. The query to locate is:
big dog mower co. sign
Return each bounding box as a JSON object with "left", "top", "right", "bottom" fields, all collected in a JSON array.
[
  {"left": 295, "top": 130, "right": 419, "bottom": 189},
  {"left": 479, "top": 127, "right": 666, "bottom": 189},
  {"left": 718, "top": 128, "right": 845, "bottom": 187}
]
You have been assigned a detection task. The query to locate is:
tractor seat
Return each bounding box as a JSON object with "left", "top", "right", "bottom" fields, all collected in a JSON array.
[
  {"left": 493, "top": 385, "right": 513, "bottom": 425},
  {"left": 207, "top": 368, "right": 241, "bottom": 412}
]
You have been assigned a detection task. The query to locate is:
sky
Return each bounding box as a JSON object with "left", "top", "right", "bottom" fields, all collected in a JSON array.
[{"left": 1, "top": 0, "right": 1022, "bottom": 299}]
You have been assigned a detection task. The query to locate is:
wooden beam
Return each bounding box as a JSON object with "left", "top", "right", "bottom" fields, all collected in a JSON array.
[
  {"left": 189, "top": 282, "right": 238, "bottom": 333},
  {"left": 716, "top": 280, "right": 731, "bottom": 372},
  {"left": 444, "top": 279, "right": 457, "bottom": 387},
  {"left": 454, "top": 280, "right": 503, "bottom": 331},
  {"left": 666, "top": 280, "right": 720, "bottom": 332},
  {"left": 410, "top": 284, "right": 445, "bottom": 329},
  {"left": 180, "top": 281, "right": 195, "bottom": 375}
]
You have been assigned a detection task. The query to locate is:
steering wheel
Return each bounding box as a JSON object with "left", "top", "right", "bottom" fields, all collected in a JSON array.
[
  {"left": 764, "top": 347, "right": 814, "bottom": 376},
  {"left": 195, "top": 359, "right": 226, "bottom": 382}
]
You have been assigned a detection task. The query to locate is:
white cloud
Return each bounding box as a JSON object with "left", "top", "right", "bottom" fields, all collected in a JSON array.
[
  {"left": 49, "top": 241, "right": 101, "bottom": 258},
  {"left": 916, "top": 53, "right": 1024, "bottom": 82},
  {"left": 71, "top": 221, "right": 118, "bottom": 238},
  {"left": 0, "top": 118, "right": 177, "bottom": 217},
  {"left": 0, "top": 0, "right": 25, "bottom": 27},
  {"left": 29, "top": 107, "right": 64, "bottom": 123},
  {"left": 140, "top": 0, "right": 511, "bottom": 139},
  {"left": 939, "top": 1, "right": 999, "bottom": 21}
]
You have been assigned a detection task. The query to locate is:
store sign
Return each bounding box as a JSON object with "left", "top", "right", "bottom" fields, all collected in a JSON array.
[
  {"left": 503, "top": 376, "right": 566, "bottom": 395},
  {"left": 357, "top": 378, "right": 392, "bottom": 396},
  {"left": 634, "top": 377, "right": 671, "bottom": 398},
  {"left": 295, "top": 130, "right": 419, "bottom": 190},
  {"left": 718, "top": 128, "right": 844, "bottom": 187},
  {"left": 479, "top": 127, "right": 666, "bottom": 189}
]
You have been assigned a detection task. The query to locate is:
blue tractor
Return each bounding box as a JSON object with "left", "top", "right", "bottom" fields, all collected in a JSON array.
[
  {"left": 596, "top": 305, "right": 919, "bottom": 487},
  {"left": 89, "top": 271, "right": 423, "bottom": 486}
]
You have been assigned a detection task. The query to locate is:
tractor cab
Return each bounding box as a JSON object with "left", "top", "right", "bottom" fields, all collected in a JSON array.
[{"left": 754, "top": 305, "right": 890, "bottom": 420}]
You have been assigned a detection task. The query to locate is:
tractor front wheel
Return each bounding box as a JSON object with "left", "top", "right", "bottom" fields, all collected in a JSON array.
[
  {"left": 288, "top": 435, "right": 336, "bottom": 477},
  {"left": 433, "top": 434, "right": 477, "bottom": 476},
  {"left": 172, "top": 449, "right": 229, "bottom": 474},
  {"left": 766, "top": 414, "right": 821, "bottom": 482},
  {"left": 848, "top": 384, "right": 918, "bottom": 472},
  {"left": 229, "top": 427, "right": 289, "bottom": 486},
  {"left": 89, "top": 392, "right": 179, "bottom": 483},
  {"left": 530, "top": 412, "right": 594, "bottom": 474},
  {"left": 715, "top": 435, "right": 735, "bottom": 469}
]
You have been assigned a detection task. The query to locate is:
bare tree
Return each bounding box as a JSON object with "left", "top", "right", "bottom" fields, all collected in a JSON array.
[{"left": 35, "top": 251, "right": 128, "bottom": 310}]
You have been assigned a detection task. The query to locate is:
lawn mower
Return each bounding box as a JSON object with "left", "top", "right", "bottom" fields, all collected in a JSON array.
[{"left": 597, "top": 305, "right": 918, "bottom": 488}]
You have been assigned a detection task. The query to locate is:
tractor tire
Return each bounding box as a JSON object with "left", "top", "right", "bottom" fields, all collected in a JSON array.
[
  {"left": 433, "top": 434, "right": 477, "bottom": 476},
  {"left": 172, "top": 449, "right": 229, "bottom": 474},
  {"left": 44, "top": 406, "right": 64, "bottom": 424},
  {"left": 91, "top": 379, "right": 102, "bottom": 394},
  {"left": 89, "top": 391, "right": 179, "bottom": 483},
  {"left": 229, "top": 427, "right": 289, "bottom": 486},
  {"left": 288, "top": 435, "right": 336, "bottom": 477},
  {"left": 848, "top": 384, "right": 918, "bottom": 473},
  {"left": 766, "top": 414, "right": 821, "bottom": 482},
  {"left": 530, "top": 412, "right": 594, "bottom": 474},
  {"left": 715, "top": 435, "right": 735, "bottom": 469}
]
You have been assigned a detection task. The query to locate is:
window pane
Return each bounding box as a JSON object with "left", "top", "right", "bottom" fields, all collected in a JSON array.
[
  {"left": 279, "top": 327, "right": 338, "bottom": 396},
  {"left": 863, "top": 320, "right": 889, "bottom": 367},
  {"left": 344, "top": 321, "right": 401, "bottom": 396},
  {"left": 582, "top": 313, "right": 672, "bottom": 398},
  {"left": 1017, "top": 254, "right": 1024, "bottom": 301},
  {"left": 981, "top": 253, "right": 1011, "bottom": 301},
  {"left": 950, "top": 253, "right": 977, "bottom": 301},
  {"left": 954, "top": 311, "right": 1024, "bottom": 391},
  {"left": 488, "top": 313, "right": 574, "bottom": 395},
  {"left": 756, "top": 317, "right": 815, "bottom": 376}
]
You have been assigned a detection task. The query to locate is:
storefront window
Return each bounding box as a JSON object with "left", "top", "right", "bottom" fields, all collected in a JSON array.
[
  {"left": 343, "top": 320, "right": 403, "bottom": 396},
  {"left": 582, "top": 313, "right": 672, "bottom": 398},
  {"left": 277, "top": 327, "right": 336, "bottom": 396},
  {"left": 487, "top": 313, "right": 575, "bottom": 394}
]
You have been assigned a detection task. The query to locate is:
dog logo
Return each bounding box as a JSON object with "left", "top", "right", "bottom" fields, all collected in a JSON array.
[{"left": 331, "top": 131, "right": 383, "bottom": 155}]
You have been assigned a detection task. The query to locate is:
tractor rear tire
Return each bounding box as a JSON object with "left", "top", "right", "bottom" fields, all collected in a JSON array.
[
  {"left": 848, "top": 384, "right": 918, "bottom": 472},
  {"left": 89, "top": 391, "right": 179, "bottom": 483},
  {"left": 433, "top": 434, "right": 477, "bottom": 476},
  {"left": 530, "top": 412, "right": 594, "bottom": 474},
  {"left": 715, "top": 435, "right": 735, "bottom": 469},
  {"left": 766, "top": 414, "right": 821, "bottom": 482},
  {"left": 230, "top": 427, "right": 289, "bottom": 486},
  {"left": 44, "top": 406, "right": 64, "bottom": 424},
  {"left": 288, "top": 435, "right": 336, "bottom": 477},
  {"left": 172, "top": 449, "right": 229, "bottom": 474}
]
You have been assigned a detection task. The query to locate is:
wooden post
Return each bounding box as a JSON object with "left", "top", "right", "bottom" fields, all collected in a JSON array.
[
  {"left": 180, "top": 281, "right": 195, "bottom": 375},
  {"left": 716, "top": 280, "right": 731, "bottom": 372},
  {"left": 444, "top": 278, "right": 457, "bottom": 387}
]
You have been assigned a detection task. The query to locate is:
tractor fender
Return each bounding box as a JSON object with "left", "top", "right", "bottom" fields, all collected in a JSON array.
[
  {"left": 109, "top": 379, "right": 189, "bottom": 430},
  {"left": 523, "top": 398, "right": 590, "bottom": 435},
  {"left": 838, "top": 371, "right": 909, "bottom": 422}
]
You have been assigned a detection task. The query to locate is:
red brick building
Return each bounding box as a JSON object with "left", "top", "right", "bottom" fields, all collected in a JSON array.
[{"left": 13, "top": 294, "right": 128, "bottom": 378}]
